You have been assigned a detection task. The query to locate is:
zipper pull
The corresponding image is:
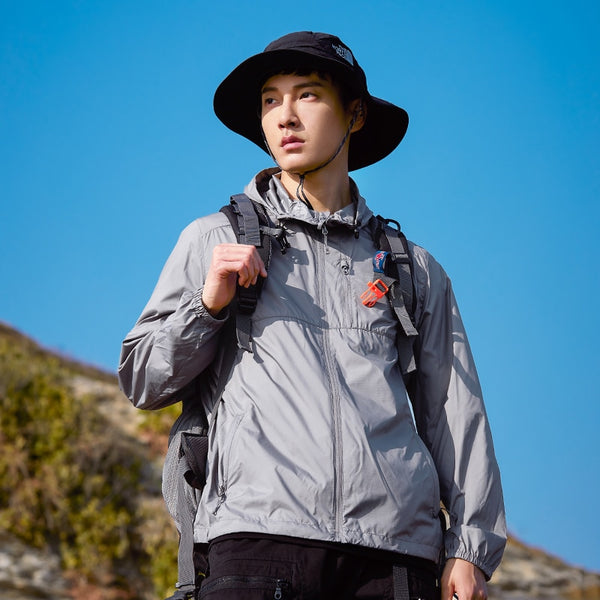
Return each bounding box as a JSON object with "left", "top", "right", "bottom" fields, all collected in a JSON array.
[
  {"left": 341, "top": 259, "right": 350, "bottom": 275},
  {"left": 274, "top": 579, "right": 287, "bottom": 599},
  {"left": 321, "top": 223, "right": 329, "bottom": 254},
  {"left": 213, "top": 484, "right": 227, "bottom": 515}
]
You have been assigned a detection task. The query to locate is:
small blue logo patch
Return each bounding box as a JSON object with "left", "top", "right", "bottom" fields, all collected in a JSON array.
[{"left": 373, "top": 251, "right": 389, "bottom": 274}]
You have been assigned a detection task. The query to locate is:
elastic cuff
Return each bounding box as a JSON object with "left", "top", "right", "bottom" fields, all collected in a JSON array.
[
  {"left": 445, "top": 551, "right": 492, "bottom": 581},
  {"left": 191, "top": 288, "right": 229, "bottom": 321}
]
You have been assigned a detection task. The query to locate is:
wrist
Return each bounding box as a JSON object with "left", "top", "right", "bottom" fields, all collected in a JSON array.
[{"left": 193, "top": 289, "right": 228, "bottom": 320}]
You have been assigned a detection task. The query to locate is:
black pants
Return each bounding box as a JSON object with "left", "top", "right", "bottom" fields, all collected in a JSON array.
[{"left": 198, "top": 536, "right": 439, "bottom": 600}]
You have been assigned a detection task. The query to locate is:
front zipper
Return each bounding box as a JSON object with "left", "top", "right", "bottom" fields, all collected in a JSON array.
[
  {"left": 325, "top": 327, "right": 344, "bottom": 537},
  {"left": 313, "top": 221, "right": 344, "bottom": 537},
  {"left": 200, "top": 575, "right": 290, "bottom": 598},
  {"left": 317, "top": 220, "right": 330, "bottom": 253}
]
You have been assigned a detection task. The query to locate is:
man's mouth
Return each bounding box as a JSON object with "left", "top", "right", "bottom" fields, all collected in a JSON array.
[{"left": 281, "top": 136, "right": 304, "bottom": 149}]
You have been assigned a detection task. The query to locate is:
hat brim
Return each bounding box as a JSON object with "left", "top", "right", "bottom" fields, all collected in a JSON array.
[{"left": 214, "top": 49, "right": 408, "bottom": 171}]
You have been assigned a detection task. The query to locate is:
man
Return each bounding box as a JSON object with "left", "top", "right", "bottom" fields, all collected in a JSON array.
[{"left": 119, "top": 31, "right": 506, "bottom": 600}]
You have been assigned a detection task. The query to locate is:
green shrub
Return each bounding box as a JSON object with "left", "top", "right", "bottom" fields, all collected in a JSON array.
[{"left": 0, "top": 331, "right": 180, "bottom": 597}]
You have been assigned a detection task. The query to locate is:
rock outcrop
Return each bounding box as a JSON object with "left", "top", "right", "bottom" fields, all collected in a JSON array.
[
  {"left": 489, "top": 537, "right": 600, "bottom": 600},
  {"left": 0, "top": 531, "right": 70, "bottom": 600}
]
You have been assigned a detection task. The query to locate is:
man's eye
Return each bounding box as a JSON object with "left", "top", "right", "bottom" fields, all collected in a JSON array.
[{"left": 300, "top": 91, "right": 315, "bottom": 99}]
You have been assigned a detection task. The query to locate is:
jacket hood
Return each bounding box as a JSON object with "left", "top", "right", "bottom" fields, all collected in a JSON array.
[{"left": 243, "top": 168, "right": 374, "bottom": 233}]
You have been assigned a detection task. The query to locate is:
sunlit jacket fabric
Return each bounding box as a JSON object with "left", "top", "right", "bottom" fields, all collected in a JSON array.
[{"left": 118, "top": 168, "right": 506, "bottom": 578}]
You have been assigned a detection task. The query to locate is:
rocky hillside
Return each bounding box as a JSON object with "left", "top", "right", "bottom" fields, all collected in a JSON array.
[
  {"left": 0, "top": 322, "right": 178, "bottom": 599},
  {"left": 0, "top": 322, "right": 598, "bottom": 600}
]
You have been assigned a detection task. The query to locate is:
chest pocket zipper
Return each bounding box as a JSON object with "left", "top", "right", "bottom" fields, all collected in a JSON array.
[{"left": 213, "top": 411, "right": 245, "bottom": 515}]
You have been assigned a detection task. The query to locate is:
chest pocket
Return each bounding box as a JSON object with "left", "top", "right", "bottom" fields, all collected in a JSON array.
[{"left": 252, "top": 224, "right": 398, "bottom": 337}]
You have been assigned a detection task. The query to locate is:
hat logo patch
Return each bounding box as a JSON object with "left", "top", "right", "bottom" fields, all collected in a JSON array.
[{"left": 332, "top": 43, "right": 354, "bottom": 65}]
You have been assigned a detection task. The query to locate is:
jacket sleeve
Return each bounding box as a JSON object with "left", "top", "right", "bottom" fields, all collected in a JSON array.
[
  {"left": 408, "top": 245, "right": 506, "bottom": 579},
  {"left": 118, "top": 216, "right": 231, "bottom": 410}
]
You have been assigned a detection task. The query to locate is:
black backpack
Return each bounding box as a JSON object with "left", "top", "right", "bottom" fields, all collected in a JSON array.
[{"left": 220, "top": 193, "right": 418, "bottom": 377}]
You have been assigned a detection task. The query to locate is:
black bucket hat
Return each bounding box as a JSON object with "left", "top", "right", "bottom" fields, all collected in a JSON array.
[{"left": 213, "top": 31, "right": 408, "bottom": 171}]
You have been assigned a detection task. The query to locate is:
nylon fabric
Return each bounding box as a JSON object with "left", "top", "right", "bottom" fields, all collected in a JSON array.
[{"left": 118, "top": 168, "right": 506, "bottom": 579}]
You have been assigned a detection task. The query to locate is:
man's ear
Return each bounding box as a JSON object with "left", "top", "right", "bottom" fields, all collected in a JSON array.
[{"left": 349, "top": 99, "right": 367, "bottom": 133}]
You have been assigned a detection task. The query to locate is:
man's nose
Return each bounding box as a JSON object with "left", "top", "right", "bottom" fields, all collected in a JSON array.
[{"left": 279, "top": 99, "right": 298, "bottom": 129}]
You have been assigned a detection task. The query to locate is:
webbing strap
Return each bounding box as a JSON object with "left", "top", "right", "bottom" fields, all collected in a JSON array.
[
  {"left": 393, "top": 565, "right": 411, "bottom": 600},
  {"left": 231, "top": 193, "right": 262, "bottom": 246},
  {"left": 220, "top": 195, "right": 273, "bottom": 352},
  {"left": 384, "top": 232, "right": 417, "bottom": 332},
  {"left": 373, "top": 216, "right": 418, "bottom": 376}
]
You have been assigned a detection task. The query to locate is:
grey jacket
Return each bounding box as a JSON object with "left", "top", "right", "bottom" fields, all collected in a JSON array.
[{"left": 118, "top": 168, "right": 506, "bottom": 578}]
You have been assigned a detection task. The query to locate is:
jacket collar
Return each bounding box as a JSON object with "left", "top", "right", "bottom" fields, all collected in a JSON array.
[{"left": 244, "top": 168, "right": 374, "bottom": 232}]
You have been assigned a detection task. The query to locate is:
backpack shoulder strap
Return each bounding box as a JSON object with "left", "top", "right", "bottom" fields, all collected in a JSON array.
[
  {"left": 369, "top": 215, "right": 419, "bottom": 377},
  {"left": 220, "top": 194, "right": 286, "bottom": 351}
]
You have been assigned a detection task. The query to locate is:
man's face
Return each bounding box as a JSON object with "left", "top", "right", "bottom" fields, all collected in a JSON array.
[{"left": 260, "top": 72, "right": 355, "bottom": 174}]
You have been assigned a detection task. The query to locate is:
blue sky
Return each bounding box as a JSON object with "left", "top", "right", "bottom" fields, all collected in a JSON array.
[{"left": 1, "top": 0, "right": 599, "bottom": 573}]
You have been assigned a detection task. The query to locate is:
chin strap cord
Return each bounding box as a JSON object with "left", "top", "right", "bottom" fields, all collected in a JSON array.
[
  {"left": 295, "top": 174, "right": 314, "bottom": 209},
  {"left": 261, "top": 103, "right": 362, "bottom": 210}
]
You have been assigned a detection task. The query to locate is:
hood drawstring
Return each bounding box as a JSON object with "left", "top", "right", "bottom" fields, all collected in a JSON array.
[{"left": 353, "top": 194, "right": 361, "bottom": 238}]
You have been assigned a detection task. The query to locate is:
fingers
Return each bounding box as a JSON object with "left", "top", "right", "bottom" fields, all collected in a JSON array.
[
  {"left": 441, "top": 558, "right": 487, "bottom": 600},
  {"left": 211, "top": 243, "right": 267, "bottom": 287},
  {"left": 202, "top": 244, "right": 267, "bottom": 316}
]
